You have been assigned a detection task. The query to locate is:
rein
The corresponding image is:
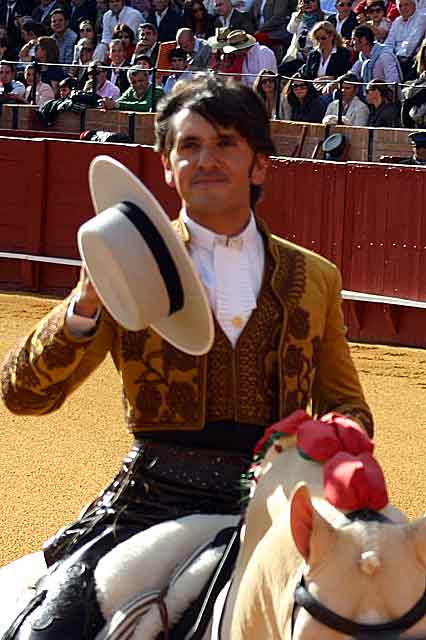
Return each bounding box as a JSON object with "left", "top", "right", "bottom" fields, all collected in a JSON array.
[{"left": 291, "top": 510, "right": 426, "bottom": 639}]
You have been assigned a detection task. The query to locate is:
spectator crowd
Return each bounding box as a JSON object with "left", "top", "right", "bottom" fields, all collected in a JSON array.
[{"left": 1, "top": 0, "right": 426, "bottom": 127}]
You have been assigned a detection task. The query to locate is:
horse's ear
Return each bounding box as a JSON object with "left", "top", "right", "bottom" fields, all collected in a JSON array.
[
  {"left": 290, "top": 482, "right": 314, "bottom": 560},
  {"left": 408, "top": 516, "right": 426, "bottom": 567},
  {"left": 290, "top": 482, "right": 336, "bottom": 564}
]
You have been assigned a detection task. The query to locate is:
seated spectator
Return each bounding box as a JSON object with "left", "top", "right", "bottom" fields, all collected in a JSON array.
[
  {"left": 384, "top": 0, "right": 426, "bottom": 80},
  {"left": 20, "top": 18, "right": 48, "bottom": 44},
  {"left": 252, "top": 67, "right": 279, "bottom": 118},
  {"left": 300, "top": 20, "right": 352, "bottom": 89},
  {"left": 24, "top": 62, "right": 55, "bottom": 104},
  {"left": 146, "top": 0, "right": 183, "bottom": 42},
  {"left": 326, "top": 0, "right": 358, "bottom": 41},
  {"left": 163, "top": 46, "right": 190, "bottom": 91},
  {"left": 102, "top": 64, "right": 164, "bottom": 110},
  {"left": 249, "top": 0, "right": 289, "bottom": 52},
  {"left": 323, "top": 71, "right": 370, "bottom": 124},
  {"left": 366, "top": 77, "right": 400, "bottom": 124},
  {"left": 74, "top": 19, "right": 107, "bottom": 62},
  {"left": 356, "top": 7, "right": 368, "bottom": 24},
  {"left": 0, "top": 61, "right": 27, "bottom": 101},
  {"left": 176, "top": 27, "right": 211, "bottom": 70},
  {"left": 50, "top": 9, "right": 78, "bottom": 67},
  {"left": 365, "top": 0, "right": 391, "bottom": 42},
  {"left": 401, "top": 38, "right": 426, "bottom": 125},
  {"left": 0, "top": 35, "right": 15, "bottom": 62},
  {"left": 132, "top": 22, "right": 159, "bottom": 66},
  {"left": 222, "top": 29, "right": 277, "bottom": 85},
  {"left": 280, "top": 0, "right": 325, "bottom": 79},
  {"left": 112, "top": 22, "right": 136, "bottom": 59},
  {"left": 70, "top": 37, "right": 95, "bottom": 85},
  {"left": 351, "top": 24, "right": 401, "bottom": 93},
  {"left": 22, "top": 35, "right": 65, "bottom": 94},
  {"left": 84, "top": 59, "right": 120, "bottom": 97},
  {"left": 355, "top": 0, "right": 399, "bottom": 22},
  {"left": 106, "top": 37, "right": 130, "bottom": 93},
  {"left": 183, "top": 0, "right": 216, "bottom": 39},
  {"left": 133, "top": 52, "right": 153, "bottom": 68},
  {"left": 68, "top": 0, "right": 98, "bottom": 34},
  {"left": 32, "top": 0, "right": 63, "bottom": 31},
  {"left": 214, "top": 0, "right": 254, "bottom": 34},
  {"left": 280, "top": 71, "right": 326, "bottom": 120},
  {"left": 101, "top": 0, "right": 143, "bottom": 45},
  {"left": 58, "top": 75, "right": 79, "bottom": 97}
]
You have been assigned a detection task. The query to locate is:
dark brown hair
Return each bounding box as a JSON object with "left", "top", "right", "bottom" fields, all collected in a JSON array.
[{"left": 155, "top": 73, "right": 275, "bottom": 156}]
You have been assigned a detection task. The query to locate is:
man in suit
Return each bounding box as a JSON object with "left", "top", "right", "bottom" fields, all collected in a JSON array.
[
  {"left": 106, "top": 37, "right": 130, "bottom": 93},
  {"left": 214, "top": 0, "right": 254, "bottom": 34},
  {"left": 68, "top": 0, "right": 98, "bottom": 34},
  {"left": 0, "top": 0, "right": 32, "bottom": 49},
  {"left": 250, "top": 0, "right": 290, "bottom": 46},
  {"left": 132, "top": 21, "right": 160, "bottom": 65},
  {"left": 1, "top": 74, "right": 372, "bottom": 638},
  {"left": 32, "top": 0, "right": 63, "bottom": 30},
  {"left": 327, "top": 0, "right": 358, "bottom": 40},
  {"left": 176, "top": 26, "right": 211, "bottom": 69},
  {"left": 146, "top": 0, "right": 183, "bottom": 42}
]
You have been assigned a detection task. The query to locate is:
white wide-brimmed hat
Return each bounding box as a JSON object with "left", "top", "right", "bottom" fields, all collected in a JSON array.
[{"left": 77, "top": 155, "right": 214, "bottom": 356}]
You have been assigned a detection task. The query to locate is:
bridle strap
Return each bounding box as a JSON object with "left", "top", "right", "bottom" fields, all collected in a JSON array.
[{"left": 293, "top": 576, "right": 426, "bottom": 637}]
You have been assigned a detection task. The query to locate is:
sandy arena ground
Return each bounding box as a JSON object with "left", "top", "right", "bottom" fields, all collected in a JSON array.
[{"left": 0, "top": 292, "right": 425, "bottom": 568}]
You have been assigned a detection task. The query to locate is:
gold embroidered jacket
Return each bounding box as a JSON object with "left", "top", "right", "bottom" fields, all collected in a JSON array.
[{"left": 1, "top": 217, "right": 373, "bottom": 437}]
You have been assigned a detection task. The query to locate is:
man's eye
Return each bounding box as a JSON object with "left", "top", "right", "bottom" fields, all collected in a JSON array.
[
  {"left": 218, "top": 137, "right": 235, "bottom": 148},
  {"left": 181, "top": 141, "right": 198, "bottom": 150}
]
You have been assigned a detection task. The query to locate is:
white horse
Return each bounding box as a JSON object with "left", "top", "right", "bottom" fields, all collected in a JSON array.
[{"left": 221, "top": 415, "right": 426, "bottom": 640}]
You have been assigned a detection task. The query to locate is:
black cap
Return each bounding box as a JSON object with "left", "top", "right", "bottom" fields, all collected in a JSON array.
[{"left": 408, "top": 132, "right": 426, "bottom": 148}]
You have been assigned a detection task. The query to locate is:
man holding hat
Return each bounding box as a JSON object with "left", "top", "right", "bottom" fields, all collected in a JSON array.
[
  {"left": 1, "top": 74, "right": 372, "bottom": 637},
  {"left": 221, "top": 28, "right": 277, "bottom": 84}
]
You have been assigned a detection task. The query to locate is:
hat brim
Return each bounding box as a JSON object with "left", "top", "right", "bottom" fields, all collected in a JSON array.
[
  {"left": 83, "top": 155, "right": 214, "bottom": 356},
  {"left": 207, "top": 36, "right": 228, "bottom": 49},
  {"left": 222, "top": 36, "right": 256, "bottom": 53}
]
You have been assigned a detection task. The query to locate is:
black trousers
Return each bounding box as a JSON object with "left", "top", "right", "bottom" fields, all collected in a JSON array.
[{"left": 6, "top": 439, "right": 251, "bottom": 640}]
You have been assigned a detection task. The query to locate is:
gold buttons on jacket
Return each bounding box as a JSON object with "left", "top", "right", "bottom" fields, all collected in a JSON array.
[{"left": 231, "top": 316, "right": 244, "bottom": 328}]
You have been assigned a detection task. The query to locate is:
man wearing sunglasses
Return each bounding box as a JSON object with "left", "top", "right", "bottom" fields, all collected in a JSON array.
[{"left": 327, "top": 0, "right": 358, "bottom": 39}]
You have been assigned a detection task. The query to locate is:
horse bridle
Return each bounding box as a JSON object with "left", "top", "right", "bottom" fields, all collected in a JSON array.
[{"left": 291, "top": 509, "right": 426, "bottom": 639}]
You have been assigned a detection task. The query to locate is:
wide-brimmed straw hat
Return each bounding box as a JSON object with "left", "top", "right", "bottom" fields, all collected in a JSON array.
[
  {"left": 222, "top": 30, "right": 256, "bottom": 54},
  {"left": 207, "top": 26, "right": 231, "bottom": 50},
  {"left": 77, "top": 156, "right": 214, "bottom": 356}
]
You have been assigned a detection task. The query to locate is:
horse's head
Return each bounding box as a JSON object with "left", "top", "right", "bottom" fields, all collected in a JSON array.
[{"left": 290, "top": 482, "right": 426, "bottom": 640}]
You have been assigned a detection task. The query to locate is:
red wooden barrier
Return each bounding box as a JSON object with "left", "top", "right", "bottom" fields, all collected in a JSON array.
[
  {"left": 1, "top": 136, "right": 426, "bottom": 347},
  {"left": 41, "top": 141, "right": 142, "bottom": 292},
  {"left": 258, "top": 158, "right": 346, "bottom": 268},
  {"left": 342, "top": 163, "right": 426, "bottom": 302},
  {"left": 0, "top": 137, "right": 46, "bottom": 291}
]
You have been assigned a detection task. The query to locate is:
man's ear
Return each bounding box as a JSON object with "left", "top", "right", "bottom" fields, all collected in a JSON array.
[
  {"left": 250, "top": 153, "right": 269, "bottom": 187},
  {"left": 161, "top": 153, "right": 175, "bottom": 188}
]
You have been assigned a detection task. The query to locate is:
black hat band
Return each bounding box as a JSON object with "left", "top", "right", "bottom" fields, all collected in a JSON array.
[{"left": 117, "top": 201, "right": 184, "bottom": 317}]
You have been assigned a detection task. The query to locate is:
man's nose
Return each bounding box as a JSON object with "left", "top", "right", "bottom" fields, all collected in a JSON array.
[{"left": 197, "top": 144, "right": 220, "bottom": 167}]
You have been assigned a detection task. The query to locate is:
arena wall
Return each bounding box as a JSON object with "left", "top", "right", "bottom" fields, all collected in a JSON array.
[
  {"left": 0, "top": 105, "right": 414, "bottom": 161},
  {"left": 0, "top": 135, "right": 425, "bottom": 348}
]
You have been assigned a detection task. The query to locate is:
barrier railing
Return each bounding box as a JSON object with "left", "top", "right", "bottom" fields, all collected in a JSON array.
[{"left": 0, "top": 58, "right": 417, "bottom": 126}]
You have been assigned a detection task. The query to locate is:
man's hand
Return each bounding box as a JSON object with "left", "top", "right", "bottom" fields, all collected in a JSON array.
[
  {"left": 74, "top": 267, "right": 102, "bottom": 318},
  {"left": 101, "top": 97, "right": 116, "bottom": 110}
]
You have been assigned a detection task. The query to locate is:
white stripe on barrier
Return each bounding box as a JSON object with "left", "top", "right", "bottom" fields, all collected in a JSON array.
[
  {"left": 0, "top": 251, "right": 425, "bottom": 309},
  {"left": 0, "top": 252, "right": 82, "bottom": 267},
  {"left": 341, "top": 290, "right": 426, "bottom": 309}
]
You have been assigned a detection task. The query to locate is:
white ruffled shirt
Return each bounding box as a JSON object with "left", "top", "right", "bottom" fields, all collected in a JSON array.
[
  {"left": 67, "top": 211, "right": 265, "bottom": 349},
  {"left": 182, "top": 210, "right": 265, "bottom": 347}
]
